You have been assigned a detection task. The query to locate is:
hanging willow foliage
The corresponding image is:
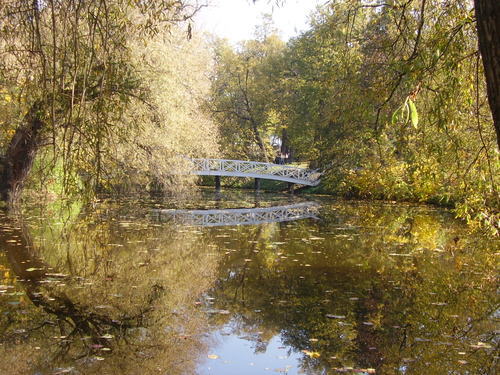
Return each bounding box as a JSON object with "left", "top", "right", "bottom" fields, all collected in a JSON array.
[{"left": 0, "top": 0, "right": 214, "bottom": 203}]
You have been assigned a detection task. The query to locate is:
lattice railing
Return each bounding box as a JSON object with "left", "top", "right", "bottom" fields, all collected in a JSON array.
[
  {"left": 189, "top": 158, "right": 320, "bottom": 185},
  {"left": 152, "top": 202, "right": 319, "bottom": 227}
]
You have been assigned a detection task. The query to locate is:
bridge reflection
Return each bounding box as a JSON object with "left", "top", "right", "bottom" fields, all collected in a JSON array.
[{"left": 152, "top": 202, "right": 319, "bottom": 227}]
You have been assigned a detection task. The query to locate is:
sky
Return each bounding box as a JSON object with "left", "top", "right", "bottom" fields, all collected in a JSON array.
[{"left": 194, "top": 0, "right": 325, "bottom": 43}]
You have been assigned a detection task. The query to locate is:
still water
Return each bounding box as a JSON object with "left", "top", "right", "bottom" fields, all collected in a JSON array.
[{"left": 0, "top": 191, "right": 498, "bottom": 375}]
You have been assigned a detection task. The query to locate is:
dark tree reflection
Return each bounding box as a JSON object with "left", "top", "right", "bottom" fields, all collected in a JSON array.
[{"left": 0, "top": 202, "right": 218, "bottom": 375}]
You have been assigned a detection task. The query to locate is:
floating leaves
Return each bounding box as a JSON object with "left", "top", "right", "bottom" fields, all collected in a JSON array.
[
  {"left": 205, "top": 308, "right": 230, "bottom": 315},
  {"left": 302, "top": 350, "right": 320, "bottom": 358},
  {"left": 53, "top": 368, "right": 75, "bottom": 375},
  {"left": 25, "top": 267, "right": 43, "bottom": 272},
  {"left": 470, "top": 342, "right": 492, "bottom": 349},
  {"left": 326, "top": 314, "right": 346, "bottom": 319}
]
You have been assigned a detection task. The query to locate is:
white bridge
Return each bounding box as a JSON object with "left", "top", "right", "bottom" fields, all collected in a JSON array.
[
  {"left": 190, "top": 159, "right": 321, "bottom": 186},
  {"left": 152, "top": 202, "right": 319, "bottom": 227}
]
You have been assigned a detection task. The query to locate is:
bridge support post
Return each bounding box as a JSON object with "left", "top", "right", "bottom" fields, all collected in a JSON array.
[
  {"left": 288, "top": 182, "right": 295, "bottom": 194},
  {"left": 215, "top": 176, "right": 221, "bottom": 192},
  {"left": 254, "top": 178, "right": 261, "bottom": 192}
]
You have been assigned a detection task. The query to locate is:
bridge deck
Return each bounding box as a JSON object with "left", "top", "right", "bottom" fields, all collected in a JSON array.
[{"left": 190, "top": 158, "right": 320, "bottom": 186}]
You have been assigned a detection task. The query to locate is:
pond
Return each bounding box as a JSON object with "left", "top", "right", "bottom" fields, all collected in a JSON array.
[{"left": 0, "top": 190, "right": 498, "bottom": 375}]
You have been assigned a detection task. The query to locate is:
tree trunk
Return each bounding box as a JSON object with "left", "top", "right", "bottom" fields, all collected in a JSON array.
[
  {"left": 0, "top": 101, "right": 44, "bottom": 203},
  {"left": 280, "top": 128, "right": 292, "bottom": 163},
  {"left": 474, "top": 0, "right": 500, "bottom": 149},
  {"left": 250, "top": 119, "right": 269, "bottom": 162}
]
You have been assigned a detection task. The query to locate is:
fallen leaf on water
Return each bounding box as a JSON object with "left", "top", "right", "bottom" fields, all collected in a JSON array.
[
  {"left": 388, "top": 253, "right": 412, "bottom": 257},
  {"left": 45, "top": 273, "right": 67, "bottom": 278},
  {"left": 207, "top": 354, "right": 219, "bottom": 359},
  {"left": 470, "top": 342, "right": 492, "bottom": 349},
  {"left": 326, "top": 314, "right": 346, "bottom": 319},
  {"left": 53, "top": 367, "right": 75, "bottom": 374},
  {"left": 301, "top": 350, "right": 320, "bottom": 358},
  {"left": 26, "top": 268, "right": 42, "bottom": 272}
]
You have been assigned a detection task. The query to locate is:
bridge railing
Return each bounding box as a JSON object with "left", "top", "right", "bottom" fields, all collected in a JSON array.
[{"left": 190, "top": 158, "right": 320, "bottom": 185}]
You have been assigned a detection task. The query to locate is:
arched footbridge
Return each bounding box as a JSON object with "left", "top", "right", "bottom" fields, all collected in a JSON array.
[{"left": 190, "top": 158, "right": 321, "bottom": 188}]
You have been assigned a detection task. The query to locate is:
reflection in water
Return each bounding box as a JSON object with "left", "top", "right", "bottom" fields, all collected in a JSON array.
[
  {"left": 152, "top": 202, "right": 319, "bottom": 227},
  {"left": 201, "top": 202, "right": 499, "bottom": 375},
  {"left": 0, "top": 195, "right": 498, "bottom": 375},
  {"left": 0, "top": 202, "right": 218, "bottom": 375}
]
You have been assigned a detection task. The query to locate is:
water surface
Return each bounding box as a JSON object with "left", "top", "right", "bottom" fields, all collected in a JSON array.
[{"left": 0, "top": 191, "right": 498, "bottom": 374}]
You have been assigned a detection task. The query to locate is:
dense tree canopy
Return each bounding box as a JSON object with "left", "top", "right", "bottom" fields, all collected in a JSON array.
[
  {"left": 209, "top": 32, "right": 285, "bottom": 162},
  {"left": 210, "top": 0, "right": 498, "bottom": 232},
  {"left": 0, "top": 0, "right": 216, "bottom": 203}
]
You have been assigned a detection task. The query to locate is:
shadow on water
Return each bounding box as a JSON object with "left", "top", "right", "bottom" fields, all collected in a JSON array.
[{"left": 0, "top": 193, "right": 498, "bottom": 375}]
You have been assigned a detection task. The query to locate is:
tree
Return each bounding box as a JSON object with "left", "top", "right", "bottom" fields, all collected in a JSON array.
[
  {"left": 474, "top": 0, "right": 500, "bottom": 149},
  {"left": 0, "top": 0, "right": 206, "bottom": 204},
  {"left": 107, "top": 26, "right": 219, "bottom": 193},
  {"left": 210, "top": 34, "right": 285, "bottom": 162}
]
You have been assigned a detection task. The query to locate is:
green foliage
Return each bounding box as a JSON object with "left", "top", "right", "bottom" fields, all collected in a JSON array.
[
  {"left": 0, "top": 0, "right": 217, "bottom": 200},
  {"left": 209, "top": 33, "right": 286, "bottom": 162},
  {"left": 209, "top": 0, "right": 499, "bottom": 233}
]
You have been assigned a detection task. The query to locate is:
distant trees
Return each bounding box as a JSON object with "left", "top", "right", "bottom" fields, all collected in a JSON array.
[{"left": 209, "top": 33, "right": 285, "bottom": 162}]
